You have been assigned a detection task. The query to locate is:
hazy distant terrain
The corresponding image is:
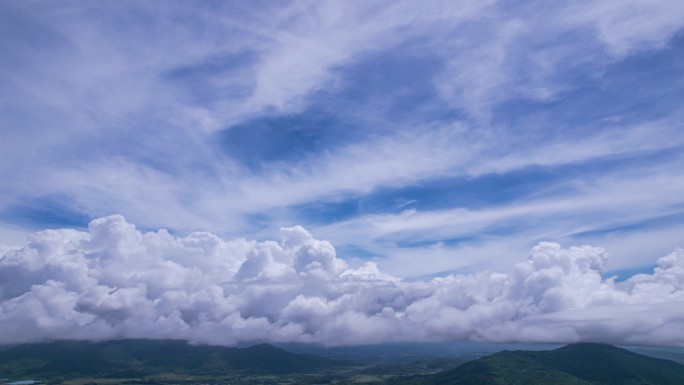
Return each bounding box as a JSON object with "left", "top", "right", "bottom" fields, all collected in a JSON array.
[{"left": 1, "top": 340, "right": 684, "bottom": 385}]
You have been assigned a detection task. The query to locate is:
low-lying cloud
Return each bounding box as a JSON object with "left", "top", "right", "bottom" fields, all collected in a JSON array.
[{"left": 1, "top": 215, "right": 682, "bottom": 347}]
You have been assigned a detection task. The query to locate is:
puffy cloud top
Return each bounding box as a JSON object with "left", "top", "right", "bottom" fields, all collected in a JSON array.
[{"left": 0, "top": 215, "right": 682, "bottom": 347}]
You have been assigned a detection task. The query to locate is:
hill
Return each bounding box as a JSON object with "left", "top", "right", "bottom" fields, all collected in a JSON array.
[
  {"left": 394, "top": 343, "right": 684, "bottom": 385},
  {"left": 0, "top": 339, "right": 339, "bottom": 379}
]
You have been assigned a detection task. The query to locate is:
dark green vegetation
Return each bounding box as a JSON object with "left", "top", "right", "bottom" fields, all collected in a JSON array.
[
  {"left": 359, "top": 357, "right": 461, "bottom": 376},
  {"left": 394, "top": 343, "right": 684, "bottom": 385},
  {"left": 0, "top": 340, "right": 342, "bottom": 383},
  {"left": 1, "top": 340, "right": 683, "bottom": 385}
]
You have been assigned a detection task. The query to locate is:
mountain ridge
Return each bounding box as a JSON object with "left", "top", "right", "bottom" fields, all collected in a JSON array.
[
  {"left": 0, "top": 339, "right": 340, "bottom": 378},
  {"left": 394, "top": 342, "right": 684, "bottom": 385}
]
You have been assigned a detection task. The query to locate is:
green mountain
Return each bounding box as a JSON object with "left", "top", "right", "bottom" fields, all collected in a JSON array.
[
  {"left": 394, "top": 343, "right": 684, "bottom": 385},
  {"left": 0, "top": 339, "right": 339, "bottom": 378}
]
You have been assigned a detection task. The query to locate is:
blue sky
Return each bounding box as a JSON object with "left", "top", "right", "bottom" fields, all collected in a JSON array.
[{"left": 1, "top": 0, "right": 684, "bottom": 280}]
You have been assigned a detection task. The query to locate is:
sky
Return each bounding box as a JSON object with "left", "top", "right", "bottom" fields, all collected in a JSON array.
[{"left": 1, "top": 0, "right": 684, "bottom": 347}]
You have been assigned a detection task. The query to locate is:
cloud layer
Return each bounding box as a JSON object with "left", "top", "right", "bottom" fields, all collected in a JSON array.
[{"left": 1, "top": 216, "right": 682, "bottom": 347}]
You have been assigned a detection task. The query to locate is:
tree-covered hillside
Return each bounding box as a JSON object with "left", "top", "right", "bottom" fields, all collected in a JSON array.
[{"left": 394, "top": 343, "right": 684, "bottom": 385}]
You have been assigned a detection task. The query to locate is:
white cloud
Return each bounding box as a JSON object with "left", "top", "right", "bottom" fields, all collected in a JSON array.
[
  {"left": 1, "top": 215, "right": 683, "bottom": 347},
  {"left": 433, "top": 0, "right": 684, "bottom": 120},
  {"left": 236, "top": 0, "right": 495, "bottom": 120},
  {"left": 564, "top": 0, "right": 684, "bottom": 56}
]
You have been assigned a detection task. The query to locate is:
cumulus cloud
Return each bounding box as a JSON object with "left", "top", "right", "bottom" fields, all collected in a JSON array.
[{"left": 0, "top": 215, "right": 683, "bottom": 347}]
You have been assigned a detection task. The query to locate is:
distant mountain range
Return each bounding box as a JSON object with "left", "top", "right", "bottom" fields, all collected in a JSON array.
[
  {"left": 2, "top": 340, "right": 684, "bottom": 385},
  {"left": 393, "top": 342, "right": 684, "bottom": 385},
  {"left": 0, "top": 339, "right": 340, "bottom": 379}
]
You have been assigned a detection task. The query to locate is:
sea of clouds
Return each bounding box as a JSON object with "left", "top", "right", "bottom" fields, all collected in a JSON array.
[{"left": 0, "top": 215, "right": 682, "bottom": 347}]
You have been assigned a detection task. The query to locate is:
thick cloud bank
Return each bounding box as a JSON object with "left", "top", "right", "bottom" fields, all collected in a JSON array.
[{"left": 1, "top": 215, "right": 682, "bottom": 347}]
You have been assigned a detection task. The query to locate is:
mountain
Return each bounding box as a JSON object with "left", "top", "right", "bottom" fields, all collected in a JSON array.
[
  {"left": 394, "top": 343, "right": 684, "bottom": 385},
  {"left": 0, "top": 339, "right": 339, "bottom": 378}
]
